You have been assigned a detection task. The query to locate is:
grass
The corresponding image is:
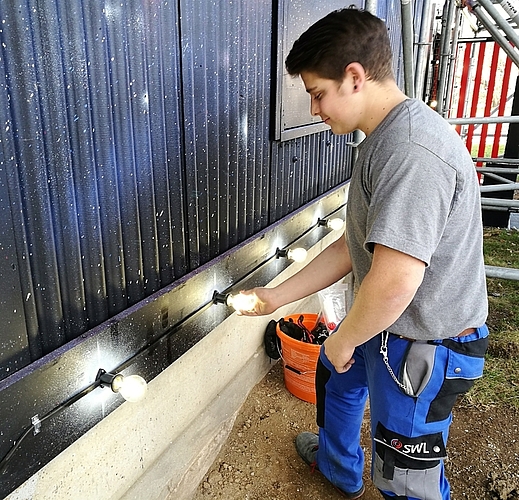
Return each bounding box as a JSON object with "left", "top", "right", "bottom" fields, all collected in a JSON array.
[
  {"left": 462, "top": 227, "right": 519, "bottom": 408},
  {"left": 470, "top": 144, "right": 506, "bottom": 158}
]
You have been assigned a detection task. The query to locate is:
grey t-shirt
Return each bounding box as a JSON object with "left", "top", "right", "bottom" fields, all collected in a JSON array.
[{"left": 346, "top": 99, "right": 488, "bottom": 340}]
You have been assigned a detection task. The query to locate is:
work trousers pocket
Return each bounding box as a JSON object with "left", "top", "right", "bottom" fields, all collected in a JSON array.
[
  {"left": 373, "top": 422, "right": 446, "bottom": 500},
  {"left": 399, "top": 341, "right": 437, "bottom": 397},
  {"left": 426, "top": 335, "right": 488, "bottom": 423}
]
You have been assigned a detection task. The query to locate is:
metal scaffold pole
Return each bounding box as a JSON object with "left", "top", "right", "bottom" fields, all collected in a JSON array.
[
  {"left": 437, "top": 0, "right": 457, "bottom": 115},
  {"left": 401, "top": 0, "right": 415, "bottom": 97},
  {"left": 414, "top": 0, "right": 433, "bottom": 99},
  {"left": 469, "top": 1, "right": 519, "bottom": 67}
]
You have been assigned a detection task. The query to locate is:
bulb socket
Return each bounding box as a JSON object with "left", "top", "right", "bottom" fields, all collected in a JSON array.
[{"left": 212, "top": 290, "right": 230, "bottom": 305}]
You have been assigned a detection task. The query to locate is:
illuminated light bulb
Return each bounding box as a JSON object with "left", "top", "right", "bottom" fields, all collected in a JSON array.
[
  {"left": 275, "top": 247, "right": 307, "bottom": 263},
  {"left": 227, "top": 292, "right": 256, "bottom": 312},
  {"left": 327, "top": 218, "right": 344, "bottom": 231},
  {"left": 212, "top": 290, "right": 257, "bottom": 312},
  {"left": 429, "top": 100, "right": 438, "bottom": 109},
  {"left": 318, "top": 217, "right": 344, "bottom": 231},
  {"left": 97, "top": 369, "right": 148, "bottom": 403},
  {"left": 287, "top": 248, "right": 307, "bottom": 262},
  {"left": 114, "top": 374, "right": 148, "bottom": 402}
]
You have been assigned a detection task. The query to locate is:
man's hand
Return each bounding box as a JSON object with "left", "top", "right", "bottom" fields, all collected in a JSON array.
[
  {"left": 319, "top": 244, "right": 426, "bottom": 371},
  {"left": 323, "top": 331, "right": 356, "bottom": 373},
  {"left": 232, "top": 287, "right": 279, "bottom": 316}
]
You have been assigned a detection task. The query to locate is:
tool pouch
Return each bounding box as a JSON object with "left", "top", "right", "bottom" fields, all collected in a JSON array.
[{"left": 373, "top": 422, "right": 445, "bottom": 500}]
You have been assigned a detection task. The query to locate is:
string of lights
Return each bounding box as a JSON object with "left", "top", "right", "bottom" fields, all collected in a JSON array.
[
  {"left": 0, "top": 212, "right": 344, "bottom": 476},
  {"left": 211, "top": 215, "right": 344, "bottom": 312}
]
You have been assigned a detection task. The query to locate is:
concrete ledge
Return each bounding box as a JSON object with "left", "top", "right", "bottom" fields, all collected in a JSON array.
[
  {"left": 121, "top": 335, "right": 273, "bottom": 500},
  {"left": 5, "top": 231, "right": 339, "bottom": 500},
  {"left": 123, "top": 294, "right": 319, "bottom": 500}
]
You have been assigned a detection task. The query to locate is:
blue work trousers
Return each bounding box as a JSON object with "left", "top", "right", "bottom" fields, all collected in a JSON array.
[{"left": 315, "top": 326, "right": 489, "bottom": 500}]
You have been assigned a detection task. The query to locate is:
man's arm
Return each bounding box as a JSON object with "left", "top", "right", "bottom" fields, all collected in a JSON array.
[
  {"left": 324, "top": 243, "right": 426, "bottom": 373},
  {"left": 238, "top": 234, "right": 352, "bottom": 315}
]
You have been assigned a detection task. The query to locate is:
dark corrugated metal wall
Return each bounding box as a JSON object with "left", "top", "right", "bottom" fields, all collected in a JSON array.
[
  {"left": 0, "top": 0, "right": 189, "bottom": 364},
  {"left": 0, "top": 0, "right": 357, "bottom": 374},
  {"left": 180, "top": 0, "right": 272, "bottom": 265},
  {"left": 270, "top": 132, "right": 352, "bottom": 221}
]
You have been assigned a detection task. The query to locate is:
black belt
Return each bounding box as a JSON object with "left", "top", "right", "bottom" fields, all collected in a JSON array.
[{"left": 397, "top": 327, "right": 476, "bottom": 342}]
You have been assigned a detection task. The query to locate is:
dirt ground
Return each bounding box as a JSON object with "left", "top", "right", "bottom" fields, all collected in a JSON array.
[{"left": 194, "top": 361, "right": 519, "bottom": 500}]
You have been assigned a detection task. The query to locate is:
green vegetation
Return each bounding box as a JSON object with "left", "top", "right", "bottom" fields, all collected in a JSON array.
[
  {"left": 470, "top": 144, "right": 506, "bottom": 158},
  {"left": 463, "top": 227, "right": 519, "bottom": 408}
]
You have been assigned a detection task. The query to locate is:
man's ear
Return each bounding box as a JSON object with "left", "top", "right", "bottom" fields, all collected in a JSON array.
[{"left": 344, "top": 62, "right": 367, "bottom": 92}]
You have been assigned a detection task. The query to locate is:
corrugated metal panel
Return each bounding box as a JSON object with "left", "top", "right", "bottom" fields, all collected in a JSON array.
[
  {"left": 269, "top": 131, "right": 353, "bottom": 221},
  {"left": 377, "top": 0, "right": 405, "bottom": 85},
  {"left": 179, "top": 0, "right": 272, "bottom": 267},
  {"left": 0, "top": 136, "right": 30, "bottom": 378},
  {"left": 0, "top": 0, "right": 354, "bottom": 371},
  {"left": 0, "top": 0, "right": 187, "bottom": 358},
  {"left": 321, "top": 131, "right": 354, "bottom": 190}
]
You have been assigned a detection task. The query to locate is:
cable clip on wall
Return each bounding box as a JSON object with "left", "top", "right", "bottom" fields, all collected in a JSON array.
[{"left": 0, "top": 368, "right": 147, "bottom": 475}]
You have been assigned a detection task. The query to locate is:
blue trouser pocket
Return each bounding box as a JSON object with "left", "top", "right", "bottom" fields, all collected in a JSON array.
[
  {"left": 399, "top": 341, "right": 438, "bottom": 397},
  {"left": 373, "top": 422, "right": 445, "bottom": 500},
  {"left": 426, "top": 331, "right": 488, "bottom": 423}
]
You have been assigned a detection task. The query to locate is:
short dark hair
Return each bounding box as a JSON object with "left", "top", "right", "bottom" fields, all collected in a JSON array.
[{"left": 285, "top": 8, "right": 394, "bottom": 83}]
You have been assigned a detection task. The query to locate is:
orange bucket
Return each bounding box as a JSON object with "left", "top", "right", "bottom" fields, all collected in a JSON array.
[{"left": 276, "top": 313, "right": 321, "bottom": 404}]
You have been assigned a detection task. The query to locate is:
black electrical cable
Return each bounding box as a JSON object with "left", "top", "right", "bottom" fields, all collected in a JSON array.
[
  {"left": 0, "top": 382, "right": 100, "bottom": 475},
  {"left": 0, "top": 206, "right": 346, "bottom": 475}
]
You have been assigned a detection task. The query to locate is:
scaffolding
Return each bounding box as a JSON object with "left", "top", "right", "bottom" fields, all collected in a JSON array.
[{"left": 405, "top": 0, "right": 519, "bottom": 280}]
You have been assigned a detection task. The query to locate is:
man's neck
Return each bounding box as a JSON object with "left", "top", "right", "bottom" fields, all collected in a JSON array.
[{"left": 359, "top": 80, "right": 408, "bottom": 136}]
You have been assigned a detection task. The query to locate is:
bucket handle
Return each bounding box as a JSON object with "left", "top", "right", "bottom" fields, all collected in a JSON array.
[
  {"left": 276, "top": 336, "right": 318, "bottom": 375},
  {"left": 284, "top": 364, "right": 317, "bottom": 376}
]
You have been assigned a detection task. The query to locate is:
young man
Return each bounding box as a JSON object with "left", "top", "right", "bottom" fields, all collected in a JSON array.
[{"left": 239, "top": 8, "right": 488, "bottom": 500}]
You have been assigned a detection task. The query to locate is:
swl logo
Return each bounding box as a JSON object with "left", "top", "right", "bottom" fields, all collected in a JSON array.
[{"left": 391, "top": 439, "right": 430, "bottom": 454}]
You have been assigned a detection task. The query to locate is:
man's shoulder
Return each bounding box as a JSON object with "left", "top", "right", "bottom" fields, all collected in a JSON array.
[{"left": 395, "top": 100, "right": 472, "bottom": 170}]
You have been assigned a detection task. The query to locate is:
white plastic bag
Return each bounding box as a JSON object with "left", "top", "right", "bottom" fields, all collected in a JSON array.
[{"left": 317, "top": 281, "right": 350, "bottom": 332}]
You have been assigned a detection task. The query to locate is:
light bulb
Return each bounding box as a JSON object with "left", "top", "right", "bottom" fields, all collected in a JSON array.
[
  {"left": 227, "top": 292, "right": 256, "bottom": 312},
  {"left": 113, "top": 374, "right": 148, "bottom": 403},
  {"left": 275, "top": 247, "right": 308, "bottom": 263},
  {"left": 97, "top": 369, "right": 147, "bottom": 403},
  {"left": 318, "top": 217, "right": 344, "bottom": 231},
  {"left": 327, "top": 218, "right": 344, "bottom": 231},
  {"left": 287, "top": 248, "right": 307, "bottom": 262}
]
